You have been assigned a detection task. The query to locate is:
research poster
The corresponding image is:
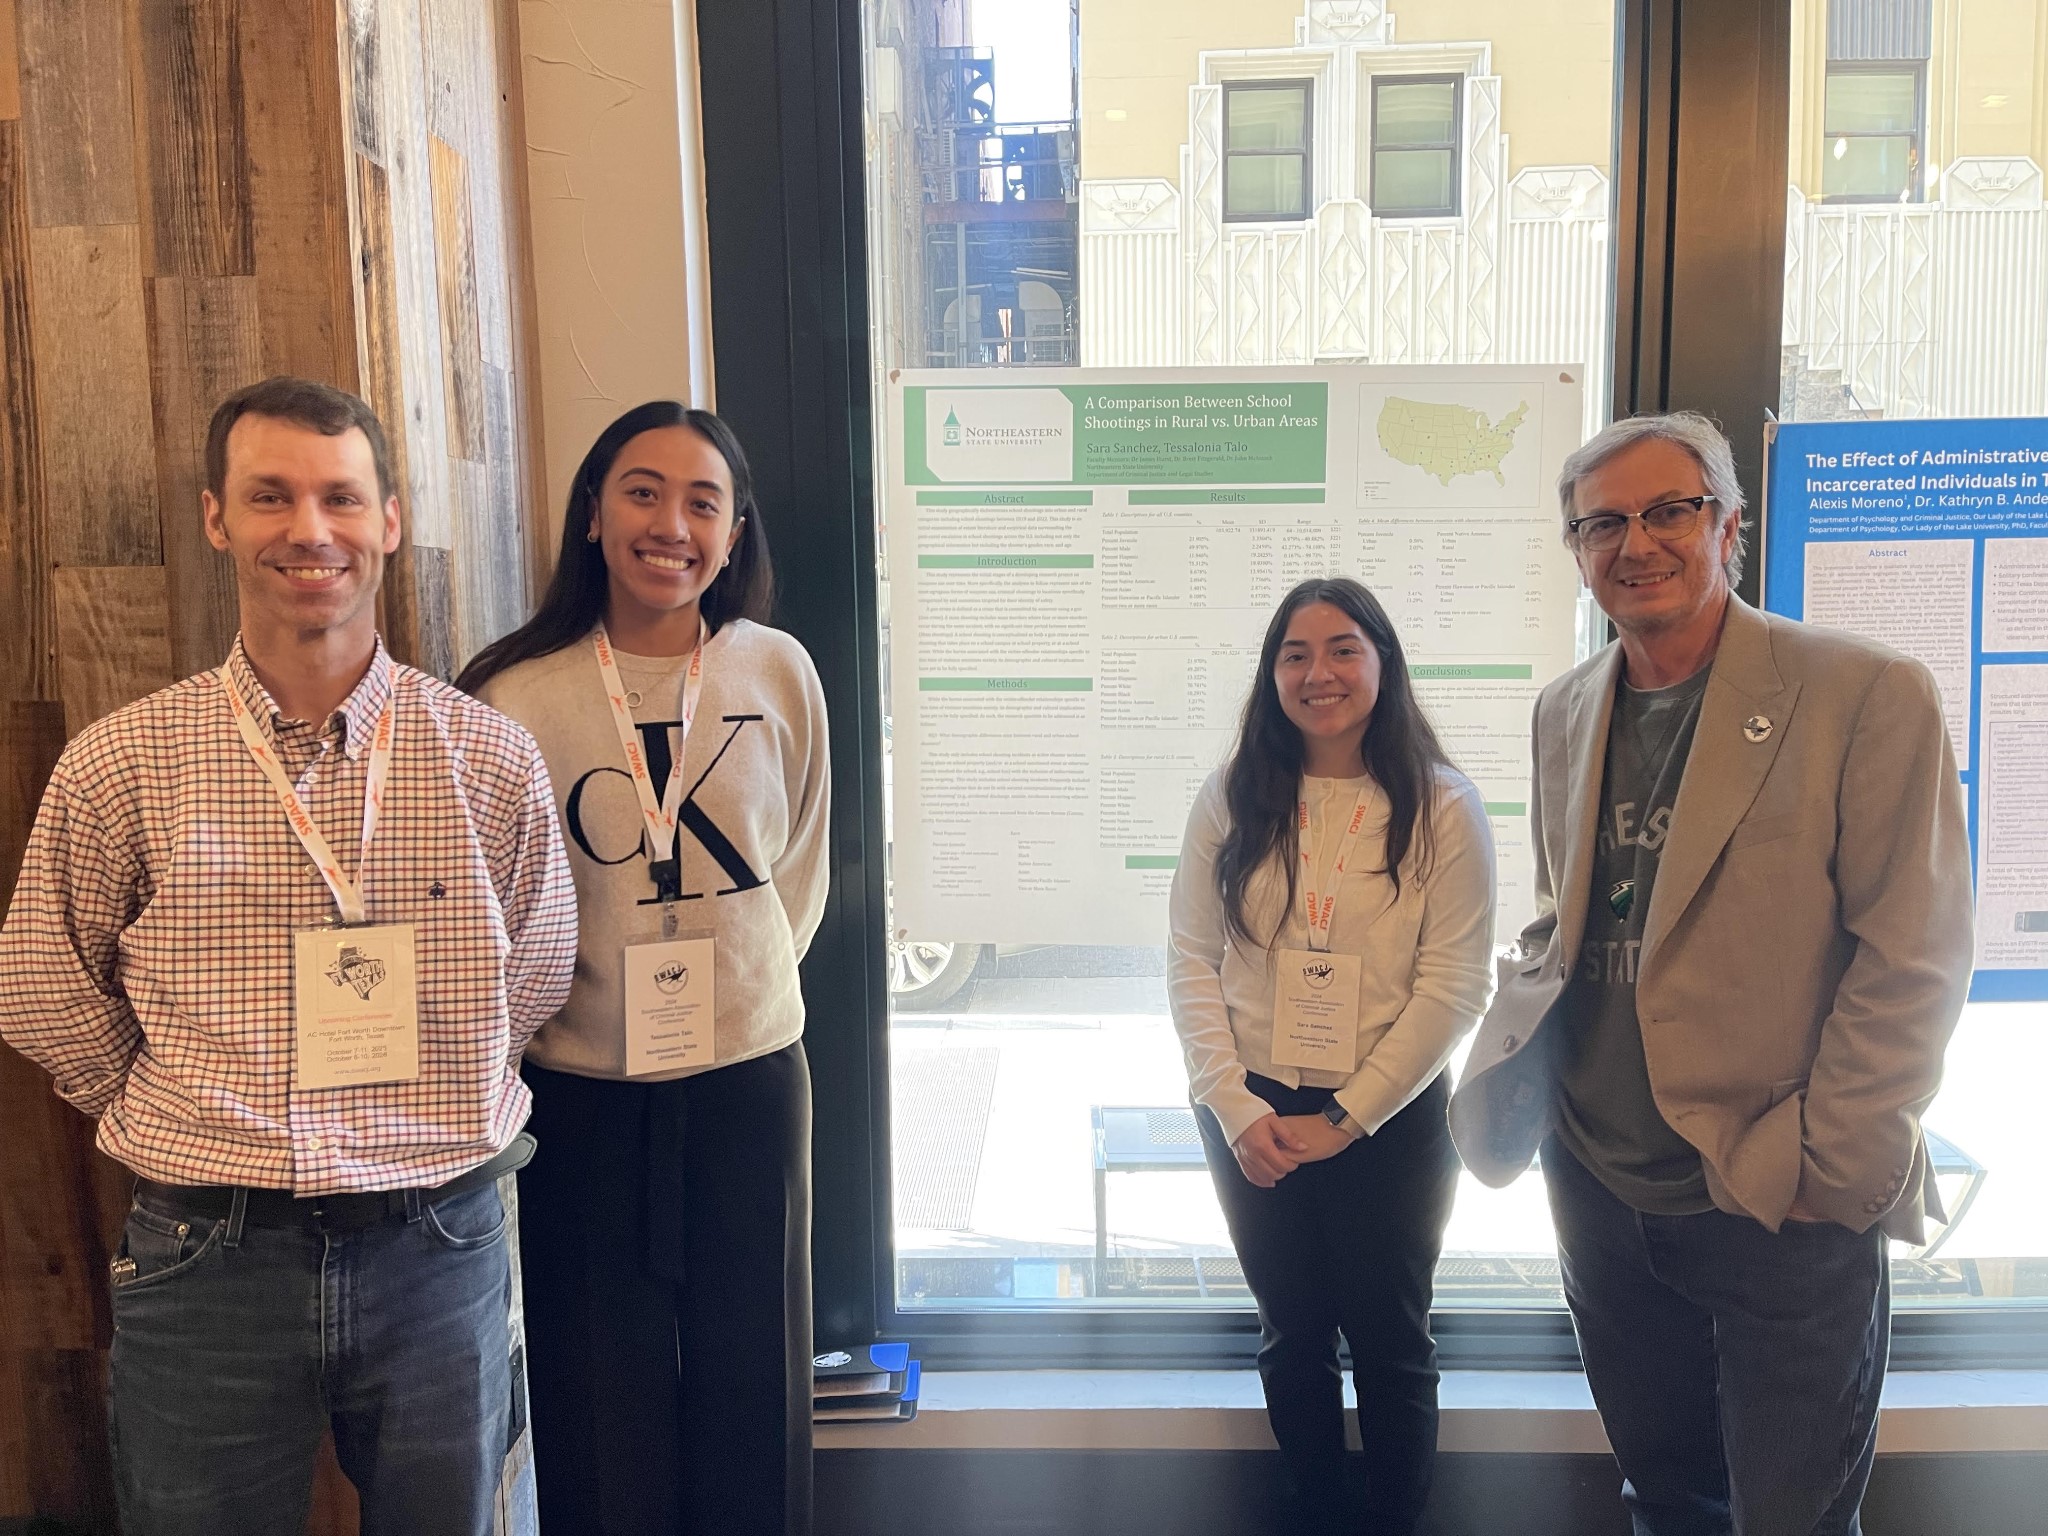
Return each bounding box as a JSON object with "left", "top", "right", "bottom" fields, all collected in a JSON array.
[
  {"left": 1762, "top": 416, "right": 2048, "bottom": 1001},
  {"left": 885, "top": 366, "right": 1587, "bottom": 949}
]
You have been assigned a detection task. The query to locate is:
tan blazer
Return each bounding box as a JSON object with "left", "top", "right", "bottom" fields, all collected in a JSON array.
[{"left": 1449, "top": 598, "right": 1973, "bottom": 1240}]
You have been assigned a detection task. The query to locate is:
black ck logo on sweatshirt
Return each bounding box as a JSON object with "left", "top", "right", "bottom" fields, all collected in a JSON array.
[{"left": 564, "top": 714, "right": 768, "bottom": 904}]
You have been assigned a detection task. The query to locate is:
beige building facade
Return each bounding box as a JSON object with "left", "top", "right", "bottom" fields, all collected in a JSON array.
[
  {"left": 1782, "top": 0, "right": 2048, "bottom": 418},
  {"left": 1073, "top": 0, "right": 1617, "bottom": 431},
  {"left": 1073, "top": 0, "right": 2047, "bottom": 421}
]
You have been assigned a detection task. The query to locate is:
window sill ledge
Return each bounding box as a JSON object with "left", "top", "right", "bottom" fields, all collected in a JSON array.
[{"left": 817, "top": 1369, "right": 2048, "bottom": 1455}]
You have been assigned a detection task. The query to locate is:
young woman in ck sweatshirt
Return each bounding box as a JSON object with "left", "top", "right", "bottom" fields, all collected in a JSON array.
[{"left": 459, "top": 402, "right": 828, "bottom": 1536}]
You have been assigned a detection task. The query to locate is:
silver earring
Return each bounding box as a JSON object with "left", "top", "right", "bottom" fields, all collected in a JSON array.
[{"left": 585, "top": 526, "right": 600, "bottom": 543}]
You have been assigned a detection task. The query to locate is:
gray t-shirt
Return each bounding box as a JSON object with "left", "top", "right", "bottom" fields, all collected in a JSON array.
[{"left": 1551, "top": 666, "right": 1713, "bottom": 1214}]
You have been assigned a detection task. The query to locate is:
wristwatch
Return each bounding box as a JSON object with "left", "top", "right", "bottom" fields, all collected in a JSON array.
[{"left": 1321, "top": 1099, "right": 1364, "bottom": 1140}]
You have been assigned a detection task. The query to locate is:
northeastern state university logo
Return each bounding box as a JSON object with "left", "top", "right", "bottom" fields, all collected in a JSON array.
[{"left": 324, "top": 945, "right": 386, "bottom": 1001}]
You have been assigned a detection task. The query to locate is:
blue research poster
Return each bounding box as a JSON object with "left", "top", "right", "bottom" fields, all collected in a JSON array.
[{"left": 1763, "top": 416, "right": 2048, "bottom": 1003}]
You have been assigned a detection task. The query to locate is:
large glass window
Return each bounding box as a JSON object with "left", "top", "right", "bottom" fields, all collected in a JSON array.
[
  {"left": 862, "top": 0, "right": 1620, "bottom": 1327},
  {"left": 1370, "top": 75, "right": 1461, "bottom": 217},
  {"left": 1821, "top": 65, "right": 1921, "bottom": 201},
  {"left": 1782, "top": 0, "right": 2048, "bottom": 1311},
  {"left": 1224, "top": 81, "right": 1313, "bottom": 221}
]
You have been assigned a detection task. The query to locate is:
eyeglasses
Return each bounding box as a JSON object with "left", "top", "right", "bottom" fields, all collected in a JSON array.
[{"left": 1565, "top": 495, "right": 1713, "bottom": 551}]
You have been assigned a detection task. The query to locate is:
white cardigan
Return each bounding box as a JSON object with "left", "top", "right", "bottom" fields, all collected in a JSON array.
[{"left": 1167, "top": 765, "right": 1498, "bottom": 1145}]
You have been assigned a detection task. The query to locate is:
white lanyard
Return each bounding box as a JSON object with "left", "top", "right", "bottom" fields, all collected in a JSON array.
[
  {"left": 221, "top": 662, "right": 395, "bottom": 927},
  {"left": 592, "top": 621, "right": 707, "bottom": 872},
  {"left": 1296, "top": 784, "right": 1372, "bottom": 953}
]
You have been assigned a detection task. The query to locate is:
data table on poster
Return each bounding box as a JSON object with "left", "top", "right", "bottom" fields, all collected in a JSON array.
[
  {"left": 1764, "top": 416, "right": 2048, "bottom": 1001},
  {"left": 887, "top": 366, "right": 1587, "bottom": 948}
]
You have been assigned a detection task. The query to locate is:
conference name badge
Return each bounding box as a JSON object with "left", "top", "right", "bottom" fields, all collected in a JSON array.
[
  {"left": 292, "top": 923, "right": 421, "bottom": 1090},
  {"left": 624, "top": 936, "right": 717, "bottom": 1076},
  {"left": 1269, "top": 947, "right": 1362, "bottom": 1070}
]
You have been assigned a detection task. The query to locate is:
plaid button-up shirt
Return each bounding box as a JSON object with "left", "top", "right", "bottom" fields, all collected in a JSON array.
[{"left": 0, "top": 638, "right": 578, "bottom": 1195}]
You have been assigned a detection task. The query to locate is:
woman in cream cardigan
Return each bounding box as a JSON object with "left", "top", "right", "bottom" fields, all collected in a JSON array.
[{"left": 1168, "top": 576, "right": 1496, "bottom": 1534}]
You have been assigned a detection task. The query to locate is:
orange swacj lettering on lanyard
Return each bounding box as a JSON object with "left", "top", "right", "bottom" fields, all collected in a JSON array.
[
  {"left": 1297, "top": 786, "right": 1372, "bottom": 954},
  {"left": 219, "top": 661, "right": 395, "bottom": 928},
  {"left": 592, "top": 622, "right": 707, "bottom": 870}
]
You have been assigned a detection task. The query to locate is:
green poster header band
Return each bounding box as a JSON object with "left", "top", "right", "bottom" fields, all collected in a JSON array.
[
  {"left": 1125, "top": 488, "right": 1327, "bottom": 505},
  {"left": 917, "top": 678, "right": 1095, "bottom": 692},
  {"left": 1407, "top": 664, "right": 1537, "bottom": 680},
  {"left": 1124, "top": 856, "right": 1180, "bottom": 870},
  {"left": 1483, "top": 803, "right": 1529, "bottom": 817},
  {"left": 914, "top": 491, "right": 1095, "bottom": 506},
  {"left": 905, "top": 383, "right": 1329, "bottom": 486},
  {"left": 916, "top": 555, "right": 1094, "bottom": 569}
]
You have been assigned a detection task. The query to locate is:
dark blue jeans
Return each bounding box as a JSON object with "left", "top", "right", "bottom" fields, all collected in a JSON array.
[
  {"left": 108, "top": 1182, "right": 518, "bottom": 1536},
  {"left": 1543, "top": 1138, "right": 1889, "bottom": 1536}
]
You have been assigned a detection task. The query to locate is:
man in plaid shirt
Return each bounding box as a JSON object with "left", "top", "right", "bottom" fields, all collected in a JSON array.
[{"left": 0, "top": 377, "right": 577, "bottom": 1534}]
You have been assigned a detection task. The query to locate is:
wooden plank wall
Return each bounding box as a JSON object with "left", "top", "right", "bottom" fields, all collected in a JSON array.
[
  {"left": 344, "top": 0, "right": 537, "bottom": 669},
  {"left": 0, "top": 2, "right": 545, "bottom": 1529}
]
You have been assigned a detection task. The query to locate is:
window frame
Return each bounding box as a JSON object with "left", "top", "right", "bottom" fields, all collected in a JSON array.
[
  {"left": 1368, "top": 71, "right": 1464, "bottom": 220},
  {"left": 1220, "top": 78, "right": 1315, "bottom": 224},
  {"left": 695, "top": 0, "right": 2048, "bottom": 1373},
  {"left": 1818, "top": 59, "right": 1925, "bottom": 205}
]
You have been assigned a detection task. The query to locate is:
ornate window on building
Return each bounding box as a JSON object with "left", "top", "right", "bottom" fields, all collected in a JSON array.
[
  {"left": 1223, "top": 80, "right": 1314, "bottom": 221},
  {"left": 1370, "top": 74, "right": 1461, "bottom": 217},
  {"left": 1821, "top": 63, "right": 1922, "bottom": 201}
]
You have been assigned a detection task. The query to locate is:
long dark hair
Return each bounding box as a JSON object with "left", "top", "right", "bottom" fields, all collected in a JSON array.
[
  {"left": 1217, "top": 577, "right": 1453, "bottom": 946},
  {"left": 457, "top": 402, "right": 774, "bottom": 694}
]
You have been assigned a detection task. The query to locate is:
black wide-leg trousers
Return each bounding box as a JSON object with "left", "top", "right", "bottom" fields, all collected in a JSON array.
[
  {"left": 518, "top": 1044, "right": 813, "bottom": 1536},
  {"left": 1197, "top": 1072, "right": 1459, "bottom": 1535}
]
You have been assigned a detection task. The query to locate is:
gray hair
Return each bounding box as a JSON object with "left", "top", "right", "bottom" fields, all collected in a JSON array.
[{"left": 1557, "top": 411, "right": 1749, "bottom": 584}]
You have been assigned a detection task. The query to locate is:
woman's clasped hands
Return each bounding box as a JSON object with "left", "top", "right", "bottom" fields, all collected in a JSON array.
[{"left": 1231, "top": 1110, "right": 1354, "bottom": 1187}]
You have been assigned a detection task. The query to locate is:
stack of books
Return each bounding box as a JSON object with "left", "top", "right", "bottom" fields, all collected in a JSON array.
[{"left": 812, "top": 1341, "right": 921, "bottom": 1424}]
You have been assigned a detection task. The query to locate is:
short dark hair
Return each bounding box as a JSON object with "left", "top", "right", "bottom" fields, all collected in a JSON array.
[{"left": 204, "top": 376, "right": 398, "bottom": 505}]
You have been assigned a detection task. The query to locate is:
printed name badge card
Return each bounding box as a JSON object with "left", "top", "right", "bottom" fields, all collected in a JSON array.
[
  {"left": 292, "top": 924, "right": 421, "bottom": 1090},
  {"left": 624, "top": 937, "right": 717, "bottom": 1076},
  {"left": 1270, "top": 947, "right": 1362, "bottom": 1070}
]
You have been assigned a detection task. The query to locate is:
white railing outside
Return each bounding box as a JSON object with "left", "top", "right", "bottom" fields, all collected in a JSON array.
[
  {"left": 1082, "top": 155, "right": 2047, "bottom": 432},
  {"left": 1780, "top": 159, "right": 2046, "bottom": 420},
  {"left": 1080, "top": 163, "right": 1612, "bottom": 441}
]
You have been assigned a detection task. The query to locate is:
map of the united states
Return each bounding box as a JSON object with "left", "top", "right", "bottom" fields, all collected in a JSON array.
[{"left": 1377, "top": 398, "right": 1529, "bottom": 486}]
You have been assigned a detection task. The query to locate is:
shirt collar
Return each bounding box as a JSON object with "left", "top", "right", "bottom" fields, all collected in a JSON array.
[{"left": 223, "top": 635, "right": 396, "bottom": 761}]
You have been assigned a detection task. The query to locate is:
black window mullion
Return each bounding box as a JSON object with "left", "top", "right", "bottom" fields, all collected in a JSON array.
[
  {"left": 1222, "top": 79, "right": 1313, "bottom": 222},
  {"left": 699, "top": 0, "right": 890, "bottom": 1352},
  {"left": 1368, "top": 72, "right": 1462, "bottom": 219}
]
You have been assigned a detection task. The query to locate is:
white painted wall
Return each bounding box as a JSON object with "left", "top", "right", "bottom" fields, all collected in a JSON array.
[{"left": 516, "top": 0, "right": 717, "bottom": 551}]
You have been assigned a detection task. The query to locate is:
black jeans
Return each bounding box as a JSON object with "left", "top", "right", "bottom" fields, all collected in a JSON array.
[
  {"left": 518, "top": 1044, "right": 814, "bottom": 1536},
  {"left": 1544, "top": 1136, "right": 1889, "bottom": 1536},
  {"left": 1197, "top": 1071, "right": 1459, "bottom": 1535}
]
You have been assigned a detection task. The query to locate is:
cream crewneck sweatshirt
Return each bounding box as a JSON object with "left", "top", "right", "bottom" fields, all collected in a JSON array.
[{"left": 478, "top": 619, "right": 830, "bottom": 1080}]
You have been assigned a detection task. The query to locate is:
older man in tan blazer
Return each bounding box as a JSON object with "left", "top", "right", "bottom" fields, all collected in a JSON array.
[{"left": 1450, "top": 411, "right": 1972, "bottom": 1536}]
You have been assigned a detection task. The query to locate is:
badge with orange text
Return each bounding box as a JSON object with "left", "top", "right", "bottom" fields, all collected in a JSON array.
[
  {"left": 623, "top": 936, "right": 716, "bottom": 1076},
  {"left": 292, "top": 924, "right": 420, "bottom": 1090},
  {"left": 1270, "top": 947, "right": 1362, "bottom": 1070}
]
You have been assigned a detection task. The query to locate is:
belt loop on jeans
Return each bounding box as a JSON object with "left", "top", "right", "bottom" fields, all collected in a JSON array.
[
  {"left": 224, "top": 1188, "right": 249, "bottom": 1250},
  {"left": 404, "top": 1188, "right": 423, "bottom": 1224}
]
